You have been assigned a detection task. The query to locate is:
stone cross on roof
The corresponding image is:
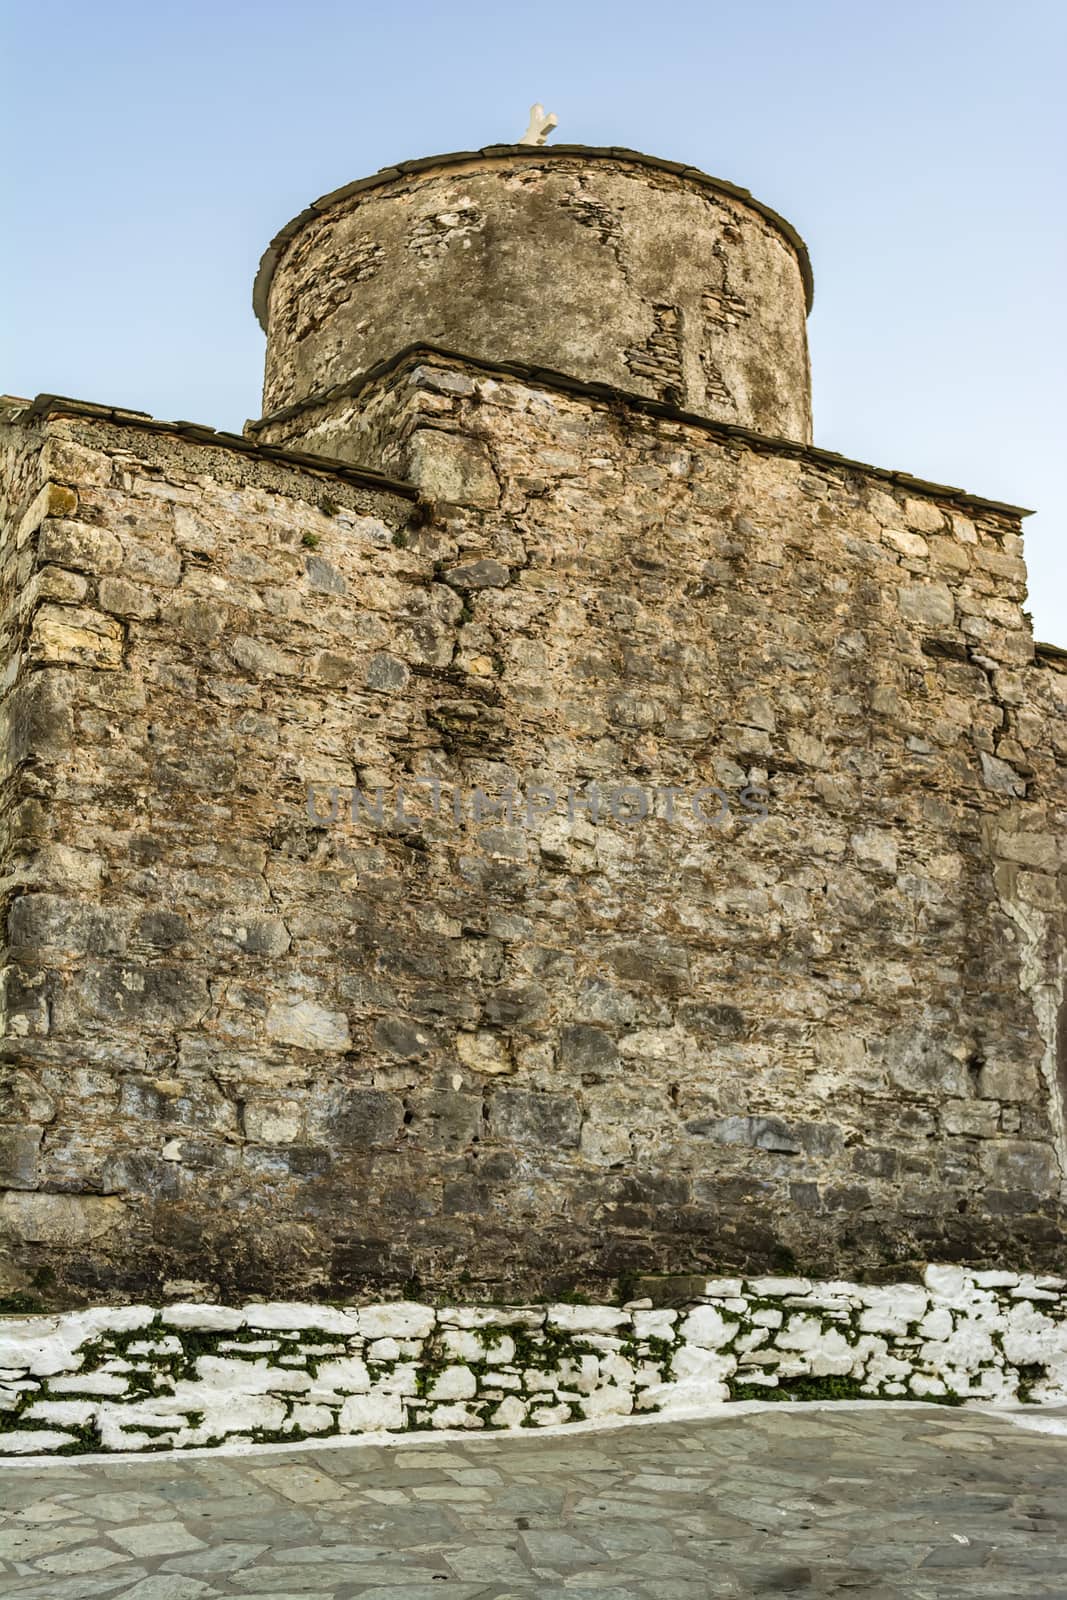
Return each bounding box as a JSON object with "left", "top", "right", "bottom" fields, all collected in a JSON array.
[{"left": 518, "top": 103, "right": 558, "bottom": 146}]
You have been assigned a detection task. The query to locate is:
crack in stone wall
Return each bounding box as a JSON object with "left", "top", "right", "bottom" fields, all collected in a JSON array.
[
  {"left": 699, "top": 240, "right": 749, "bottom": 413},
  {"left": 624, "top": 304, "right": 685, "bottom": 406},
  {"left": 561, "top": 181, "right": 628, "bottom": 281}
]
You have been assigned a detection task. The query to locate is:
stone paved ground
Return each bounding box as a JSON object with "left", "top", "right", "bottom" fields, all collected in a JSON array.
[{"left": 1, "top": 1406, "right": 1065, "bottom": 1598}]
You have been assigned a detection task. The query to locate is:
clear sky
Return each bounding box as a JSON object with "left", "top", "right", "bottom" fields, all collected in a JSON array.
[{"left": 3, "top": 0, "right": 1064, "bottom": 642}]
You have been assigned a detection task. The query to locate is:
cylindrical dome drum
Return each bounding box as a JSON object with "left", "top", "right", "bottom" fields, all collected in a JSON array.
[{"left": 255, "top": 146, "right": 813, "bottom": 444}]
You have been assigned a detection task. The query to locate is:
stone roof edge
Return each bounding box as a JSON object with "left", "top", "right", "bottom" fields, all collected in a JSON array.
[
  {"left": 251, "top": 144, "right": 815, "bottom": 331},
  {"left": 246, "top": 345, "right": 1035, "bottom": 522},
  {"left": 9, "top": 393, "right": 420, "bottom": 501}
]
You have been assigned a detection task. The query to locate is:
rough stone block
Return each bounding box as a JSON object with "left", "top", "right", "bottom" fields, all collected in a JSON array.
[
  {"left": 0, "top": 1191, "right": 124, "bottom": 1246},
  {"left": 455, "top": 1031, "right": 511, "bottom": 1075},
  {"left": 30, "top": 603, "right": 123, "bottom": 668},
  {"left": 357, "top": 1303, "right": 436, "bottom": 1341},
  {"left": 679, "top": 1305, "right": 737, "bottom": 1350},
  {"left": 444, "top": 558, "right": 510, "bottom": 590},
  {"left": 0, "top": 1126, "right": 41, "bottom": 1188},
  {"left": 265, "top": 999, "right": 351, "bottom": 1052},
  {"left": 308, "top": 1087, "right": 404, "bottom": 1148},
  {"left": 338, "top": 1390, "right": 405, "bottom": 1432},
  {"left": 980, "top": 1141, "right": 1058, "bottom": 1193},
  {"left": 429, "top": 1364, "right": 477, "bottom": 1400},
  {"left": 309, "top": 1356, "right": 369, "bottom": 1393},
  {"left": 405, "top": 430, "right": 500, "bottom": 507},
  {"left": 241, "top": 1303, "right": 358, "bottom": 1334},
  {"left": 489, "top": 1088, "right": 581, "bottom": 1149},
  {"left": 98, "top": 576, "right": 159, "bottom": 619},
  {"left": 548, "top": 1305, "right": 629, "bottom": 1335},
  {"left": 162, "top": 1304, "right": 246, "bottom": 1332},
  {"left": 897, "top": 582, "right": 954, "bottom": 626}
]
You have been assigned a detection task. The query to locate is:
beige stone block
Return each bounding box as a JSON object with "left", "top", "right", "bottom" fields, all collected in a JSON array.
[
  {"left": 98, "top": 576, "right": 159, "bottom": 620},
  {"left": 312, "top": 649, "right": 356, "bottom": 685},
  {"left": 266, "top": 999, "right": 351, "bottom": 1052},
  {"left": 994, "top": 830, "right": 1058, "bottom": 870},
  {"left": 0, "top": 672, "right": 74, "bottom": 777},
  {"left": 850, "top": 828, "right": 899, "bottom": 872},
  {"left": 903, "top": 497, "right": 946, "bottom": 533},
  {"left": 0, "top": 1191, "right": 125, "bottom": 1244},
  {"left": 244, "top": 1100, "right": 305, "bottom": 1144},
  {"left": 579, "top": 1120, "right": 633, "bottom": 1165},
  {"left": 37, "top": 518, "right": 124, "bottom": 572},
  {"left": 942, "top": 1100, "right": 1000, "bottom": 1137},
  {"left": 870, "top": 684, "right": 903, "bottom": 717},
  {"left": 159, "top": 594, "right": 224, "bottom": 643},
  {"left": 925, "top": 851, "right": 964, "bottom": 882},
  {"left": 455, "top": 1031, "right": 512, "bottom": 1075},
  {"left": 40, "top": 436, "right": 113, "bottom": 487},
  {"left": 129, "top": 475, "right": 199, "bottom": 504},
  {"left": 231, "top": 634, "right": 300, "bottom": 677},
  {"left": 1016, "top": 871, "right": 1060, "bottom": 911},
  {"left": 980, "top": 1140, "right": 1058, "bottom": 1193},
  {"left": 979, "top": 597, "right": 1024, "bottom": 630},
  {"left": 882, "top": 528, "right": 929, "bottom": 558},
  {"left": 786, "top": 730, "right": 828, "bottom": 767},
  {"left": 972, "top": 545, "right": 1027, "bottom": 582},
  {"left": 987, "top": 629, "right": 1035, "bottom": 664},
  {"left": 120, "top": 537, "right": 182, "bottom": 587},
  {"left": 405, "top": 429, "right": 500, "bottom": 507},
  {"left": 30, "top": 604, "right": 123, "bottom": 668},
  {"left": 1012, "top": 708, "right": 1045, "bottom": 747},
  {"left": 172, "top": 504, "right": 218, "bottom": 552},
  {"left": 979, "top": 1058, "right": 1040, "bottom": 1101},
  {"left": 21, "top": 566, "right": 89, "bottom": 608},
  {"left": 897, "top": 581, "right": 954, "bottom": 627},
  {"left": 927, "top": 535, "right": 970, "bottom": 572},
  {"left": 17, "top": 483, "right": 78, "bottom": 547}
]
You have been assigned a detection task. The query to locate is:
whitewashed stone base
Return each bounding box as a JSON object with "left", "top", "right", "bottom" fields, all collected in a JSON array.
[{"left": 2, "top": 1265, "right": 1064, "bottom": 1457}]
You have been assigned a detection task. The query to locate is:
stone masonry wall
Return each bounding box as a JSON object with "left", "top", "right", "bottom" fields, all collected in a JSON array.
[
  {"left": 0, "top": 369, "right": 1064, "bottom": 1307},
  {"left": 2, "top": 1267, "right": 1065, "bottom": 1457},
  {"left": 257, "top": 149, "right": 813, "bottom": 442}
]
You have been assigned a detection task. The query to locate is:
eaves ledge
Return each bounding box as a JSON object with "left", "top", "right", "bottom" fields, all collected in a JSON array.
[{"left": 4, "top": 392, "right": 419, "bottom": 501}]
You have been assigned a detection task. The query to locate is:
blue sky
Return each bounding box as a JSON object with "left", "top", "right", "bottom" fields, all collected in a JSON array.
[{"left": 3, "top": 0, "right": 1064, "bottom": 642}]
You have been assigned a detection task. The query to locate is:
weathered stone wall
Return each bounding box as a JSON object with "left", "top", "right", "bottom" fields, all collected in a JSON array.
[
  {"left": 2, "top": 1267, "right": 1065, "bottom": 1457},
  {"left": 256, "top": 148, "right": 813, "bottom": 443},
  {"left": 0, "top": 363, "right": 1064, "bottom": 1307}
]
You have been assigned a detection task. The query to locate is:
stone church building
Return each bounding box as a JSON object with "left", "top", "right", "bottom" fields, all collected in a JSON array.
[{"left": 1, "top": 143, "right": 1064, "bottom": 1305}]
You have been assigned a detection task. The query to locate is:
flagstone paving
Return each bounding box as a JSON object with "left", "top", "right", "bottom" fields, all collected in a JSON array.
[{"left": 1, "top": 1406, "right": 1065, "bottom": 1597}]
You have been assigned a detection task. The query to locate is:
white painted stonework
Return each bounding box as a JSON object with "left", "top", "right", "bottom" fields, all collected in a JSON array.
[{"left": 1, "top": 1266, "right": 1064, "bottom": 1457}]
